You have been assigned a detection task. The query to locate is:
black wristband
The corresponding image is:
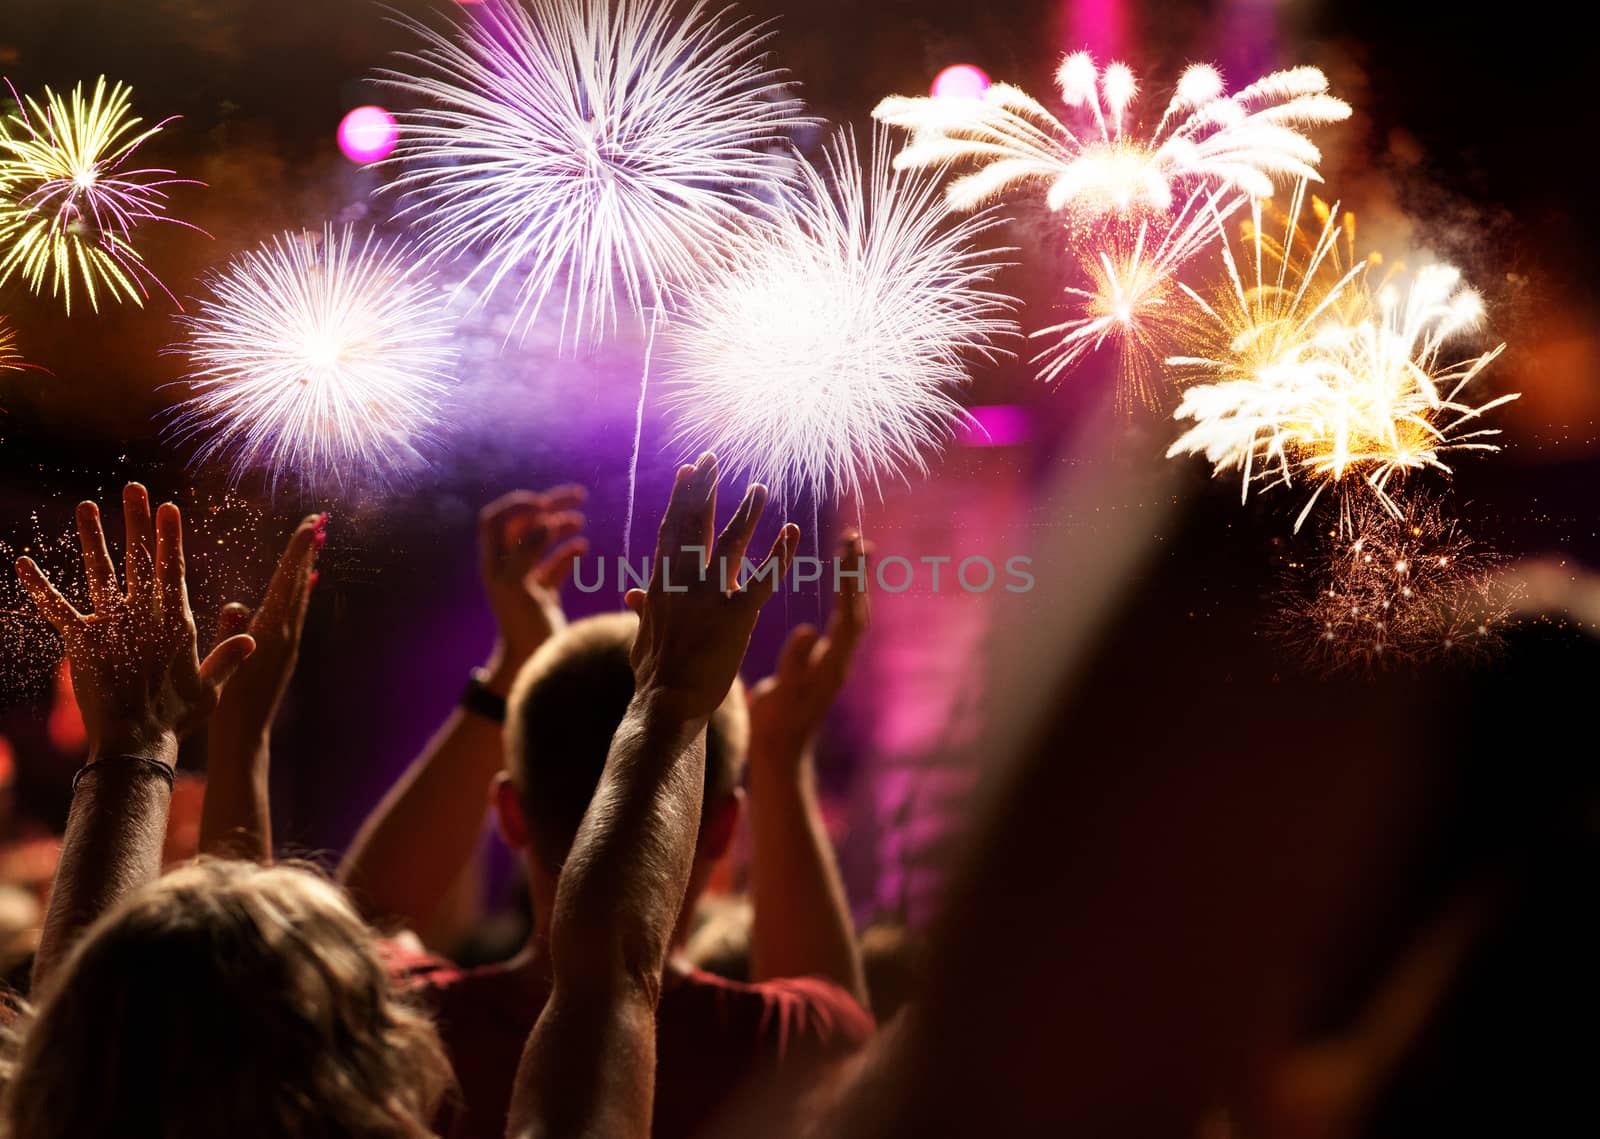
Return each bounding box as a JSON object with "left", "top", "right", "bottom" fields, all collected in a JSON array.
[
  {"left": 72, "top": 755, "right": 178, "bottom": 795},
  {"left": 461, "top": 670, "right": 509, "bottom": 723}
]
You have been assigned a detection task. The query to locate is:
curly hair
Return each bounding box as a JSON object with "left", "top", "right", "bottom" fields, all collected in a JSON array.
[{"left": 0, "top": 860, "right": 452, "bottom": 1139}]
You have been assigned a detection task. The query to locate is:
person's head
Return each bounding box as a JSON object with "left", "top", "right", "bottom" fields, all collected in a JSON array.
[
  {"left": 496, "top": 612, "right": 748, "bottom": 930},
  {"left": 0, "top": 860, "right": 450, "bottom": 1139}
]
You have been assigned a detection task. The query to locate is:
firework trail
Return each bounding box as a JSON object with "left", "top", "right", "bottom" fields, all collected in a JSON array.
[
  {"left": 1275, "top": 497, "right": 1514, "bottom": 670},
  {"left": 0, "top": 76, "right": 201, "bottom": 314},
  {"left": 1169, "top": 248, "right": 1518, "bottom": 530},
  {"left": 383, "top": 0, "right": 810, "bottom": 345},
  {"left": 873, "top": 52, "right": 1349, "bottom": 220},
  {"left": 1165, "top": 184, "right": 1372, "bottom": 493},
  {"left": 1035, "top": 185, "right": 1239, "bottom": 410},
  {"left": 663, "top": 128, "right": 1018, "bottom": 504},
  {"left": 0, "top": 315, "right": 25, "bottom": 373},
  {"left": 165, "top": 225, "right": 458, "bottom": 494}
]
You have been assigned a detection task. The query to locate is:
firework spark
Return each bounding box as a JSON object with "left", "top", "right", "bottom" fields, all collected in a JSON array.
[
  {"left": 1168, "top": 251, "right": 1518, "bottom": 530},
  {"left": 0, "top": 76, "right": 200, "bottom": 313},
  {"left": 1275, "top": 498, "right": 1513, "bottom": 670},
  {"left": 383, "top": 0, "right": 810, "bottom": 345},
  {"left": 1169, "top": 184, "right": 1371, "bottom": 391},
  {"left": 1165, "top": 184, "right": 1371, "bottom": 494},
  {"left": 1035, "top": 186, "right": 1239, "bottom": 409},
  {"left": 873, "top": 52, "right": 1349, "bottom": 219},
  {"left": 662, "top": 129, "right": 1018, "bottom": 503},
  {"left": 165, "top": 225, "right": 458, "bottom": 493},
  {"left": 0, "top": 315, "right": 25, "bottom": 373}
]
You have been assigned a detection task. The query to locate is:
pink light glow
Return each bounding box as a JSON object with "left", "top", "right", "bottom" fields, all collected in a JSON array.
[
  {"left": 1068, "top": 0, "right": 1130, "bottom": 58},
  {"left": 931, "top": 64, "right": 991, "bottom": 100},
  {"left": 959, "top": 405, "right": 1031, "bottom": 447},
  {"left": 337, "top": 105, "right": 398, "bottom": 164}
]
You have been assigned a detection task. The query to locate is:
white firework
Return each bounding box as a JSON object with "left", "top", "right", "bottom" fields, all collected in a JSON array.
[
  {"left": 383, "top": 0, "right": 809, "bottom": 345},
  {"left": 873, "top": 52, "right": 1349, "bottom": 219},
  {"left": 166, "top": 224, "right": 457, "bottom": 492},
  {"left": 1034, "top": 186, "right": 1241, "bottom": 409},
  {"left": 663, "top": 128, "right": 1018, "bottom": 503},
  {"left": 1168, "top": 262, "right": 1517, "bottom": 531}
]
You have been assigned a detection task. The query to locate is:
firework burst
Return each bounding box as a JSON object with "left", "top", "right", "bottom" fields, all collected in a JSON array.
[
  {"left": 383, "top": 0, "right": 810, "bottom": 345},
  {"left": 1036, "top": 186, "right": 1238, "bottom": 409},
  {"left": 1275, "top": 497, "right": 1513, "bottom": 670},
  {"left": 0, "top": 314, "right": 25, "bottom": 373},
  {"left": 1168, "top": 183, "right": 1372, "bottom": 392},
  {"left": 662, "top": 128, "right": 1017, "bottom": 503},
  {"left": 0, "top": 76, "right": 200, "bottom": 313},
  {"left": 165, "top": 225, "right": 458, "bottom": 493},
  {"left": 873, "top": 52, "right": 1349, "bottom": 220},
  {"left": 1169, "top": 253, "right": 1518, "bottom": 530}
]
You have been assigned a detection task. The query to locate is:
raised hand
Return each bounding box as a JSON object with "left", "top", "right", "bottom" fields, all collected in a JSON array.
[
  {"left": 15, "top": 484, "right": 255, "bottom": 764},
  {"left": 200, "top": 513, "right": 324, "bottom": 861},
  {"left": 745, "top": 531, "right": 870, "bottom": 1001},
  {"left": 209, "top": 514, "right": 322, "bottom": 751},
  {"left": 478, "top": 485, "right": 588, "bottom": 694},
  {"left": 625, "top": 453, "right": 799, "bottom": 722},
  {"left": 749, "top": 531, "right": 870, "bottom": 766}
]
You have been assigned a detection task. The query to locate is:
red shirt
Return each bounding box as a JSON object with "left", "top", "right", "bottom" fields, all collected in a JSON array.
[{"left": 386, "top": 945, "right": 873, "bottom": 1139}]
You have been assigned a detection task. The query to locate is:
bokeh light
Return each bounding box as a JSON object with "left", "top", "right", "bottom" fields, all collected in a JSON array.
[
  {"left": 337, "top": 105, "right": 398, "bottom": 164},
  {"left": 931, "top": 64, "right": 991, "bottom": 99}
]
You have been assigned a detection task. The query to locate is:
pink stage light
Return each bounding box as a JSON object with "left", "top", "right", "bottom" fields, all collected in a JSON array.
[
  {"left": 931, "top": 64, "right": 991, "bottom": 100},
  {"left": 337, "top": 105, "right": 398, "bottom": 164}
]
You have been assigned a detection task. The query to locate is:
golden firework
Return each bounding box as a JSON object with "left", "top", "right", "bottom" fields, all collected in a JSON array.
[
  {"left": 1167, "top": 185, "right": 1517, "bottom": 530},
  {"left": 0, "top": 76, "right": 198, "bottom": 313}
]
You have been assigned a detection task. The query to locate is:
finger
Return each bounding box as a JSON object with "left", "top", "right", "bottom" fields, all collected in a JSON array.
[
  {"left": 215, "top": 602, "right": 253, "bottom": 643},
  {"left": 741, "top": 523, "right": 800, "bottom": 611},
  {"left": 478, "top": 492, "right": 542, "bottom": 568},
  {"left": 154, "top": 502, "right": 190, "bottom": 624},
  {"left": 823, "top": 532, "right": 870, "bottom": 657},
  {"left": 510, "top": 511, "right": 585, "bottom": 577},
  {"left": 257, "top": 516, "right": 321, "bottom": 629},
  {"left": 290, "top": 566, "right": 318, "bottom": 634},
  {"left": 691, "top": 453, "right": 718, "bottom": 555},
  {"left": 535, "top": 536, "right": 588, "bottom": 590},
  {"left": 623, "top": 588, "right": 647, "bottom": 617},
  {"left": 75, "top": 501, "right": 119, "bottom": 611},
  {"left": 651, "top": 462, "right": 700, "bottom": 591},
  {"left": 16, "top": 556, "right": 82, "bottom": 631},
  {"left": 198, "top": 633, "right": 256, "bottom": 692},
  {"left": 673, "top": 452, "right": 718, "bottom": 582},
  {"left": 712, "top": 484, "right": 768, "bottom": 582},
  {"left": 123, "top": 483, "right": 156, "bottom": 605},
  {"left": 537, "top": 483, "right": 588, "bottom": 511},
  {"left": 777, "top": 624, "right": 820, "bottom": 686}
]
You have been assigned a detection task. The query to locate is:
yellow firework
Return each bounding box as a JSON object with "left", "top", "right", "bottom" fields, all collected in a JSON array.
[
  {"left": 0, "top": 315, "right": 24, "bottom": 372},
  {"left": 1036, "top": 186, "right": 1236, "bottom": 410},
  {"left": 0, "top": 76, "right": 198, "bottom": 313},
  {"left": 1167, "top": 188, "right": 1517, "bottom": 530}
]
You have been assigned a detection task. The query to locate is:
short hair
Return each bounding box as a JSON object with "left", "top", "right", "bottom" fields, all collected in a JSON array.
[
  {"left": 506, "top": 611, "right": 748, "bottom": 872},
  {"left": 0, "top": 861, "right": 451, "bottom": 1139}
]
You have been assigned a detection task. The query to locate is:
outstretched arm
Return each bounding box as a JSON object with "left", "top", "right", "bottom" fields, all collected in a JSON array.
[
  {"left": 340, "top": 488, "right": 585, "bottom": 934},
  {"left": 198, "top": 513, "right": 322, "bottom": 861},
  {"left": 508, "top": 454, "right": 798, "bottom": 1139},
  {"left": 747, "top": 532, "right": 870, "bottom": 1005},
  {"left": 20, "top": 486, "right": 254, "bottom": 991}
]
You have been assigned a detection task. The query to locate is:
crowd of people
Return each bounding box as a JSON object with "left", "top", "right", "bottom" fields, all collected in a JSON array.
[{"left": 0, "top": 448, "right": 1595, "bottom": 1138}]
